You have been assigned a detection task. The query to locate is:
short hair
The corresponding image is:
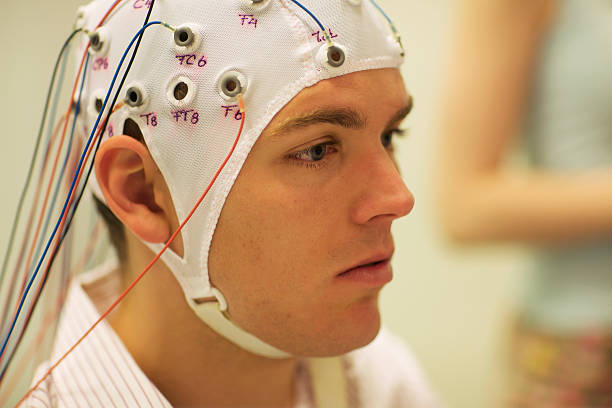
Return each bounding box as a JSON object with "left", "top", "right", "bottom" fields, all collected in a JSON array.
[{"left": 93, "top": 118, "right": 144, "bottom": 261}]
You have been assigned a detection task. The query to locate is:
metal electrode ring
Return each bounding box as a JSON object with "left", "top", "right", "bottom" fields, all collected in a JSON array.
[
  {"left": 90, "top": 33, "right": 102, "bottom": 51},
  {"left": 174, "top": 26, "right": 195, "bottom": 47},
  {"left": 89, "top": 28, "right": 109, "bottom": 54},
  {"left": 125, "top": 86, "right": 145, "bottom": 108},
  {"left": 327, "top": 45, "right": 346, "bottom": 67},
  {"left": 88, "top": 89, "right": 107, "bottom": 119},
  {"left": 218, "top": 71, "right": 246, "bottom": 99}
]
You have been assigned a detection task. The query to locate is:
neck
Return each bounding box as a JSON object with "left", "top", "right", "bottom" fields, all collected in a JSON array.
[{"left": 107, "top": 234, "right": 299, "bottom": 407}]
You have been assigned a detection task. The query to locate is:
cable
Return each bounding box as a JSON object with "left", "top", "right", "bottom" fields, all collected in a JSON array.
[
  {"left": 0, "top": 19, "right": 172, "bottom": 365},
  {"left": 0, "top": 222, "right": 102, "bottom": 395},
  {"left": 24, "top": 54, "right": 89, "bottom": 295},
  {"left": 43, "top": 0, "right": 168, "bottom": 285},
  {"left": 0, "top": 0, "right": 131, "bottom": 377},
  {"left": 39, "top": 0, "right": 163, "bottom": 309},
  {"left": 0, "top": 35, "right": 86, "bottom": 351},
  {"left": 0, "top": 55, "right": 90, "bottom": 380},
  {"left": 16, "top": 101, "right": 125, "bottom": 354},
  {"left": 0, "top": 51, "right": 91, "bottom": 367},
  {"left": 368, "top": 0, "right": 393, "bottom": 27},
  {"left": 0, "top": 39, "right": 72, "bottom": 334},
  {"left": 18, "top": 94, "right": 246, "bottom": 407},
  {"left": 0, "top": 28, "right": 82, "bottom": 299},
  {"left": 0, "top": 0, "right": 123, "bottom": 311},
  {"left": 15, "top": 49, "right": 89, "bottom": 318},
  {"left": 0, "top": 221, "right": 102, "bottom": 398},
  {"left": 11, "top": 0, "right": 123, "bottom": 274},
  {"left": 27, "top": 0, "right": 158, "bottom": 334},
  {"left": 0, "top": 114, "right": 67, "bottom": 334},
  {"left": 369, "top": 0, "right": 404, "bottom": 55},
  {"left": 287, "top": 0, "right": 334, "bottom": 46}
]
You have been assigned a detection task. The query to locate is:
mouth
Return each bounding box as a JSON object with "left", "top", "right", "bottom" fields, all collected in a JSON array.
[{"left": 336, "top": 251, "right": 394, "bottom": 286}]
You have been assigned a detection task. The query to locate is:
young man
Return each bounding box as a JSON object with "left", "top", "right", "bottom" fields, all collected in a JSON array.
[{"left": 24, "top": 0, "right": 439, "bottom": 406}]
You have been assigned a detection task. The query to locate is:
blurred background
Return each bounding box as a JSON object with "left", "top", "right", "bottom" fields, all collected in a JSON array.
[{"left": 0, "top": 1, "right": 535, "bottom": 407}]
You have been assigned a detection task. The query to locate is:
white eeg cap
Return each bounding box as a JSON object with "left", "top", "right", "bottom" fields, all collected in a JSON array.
[{"left": 77, "top": 0, "right": 404, "bottom": 358}]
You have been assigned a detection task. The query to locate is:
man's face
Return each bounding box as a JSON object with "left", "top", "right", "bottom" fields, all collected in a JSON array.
[{"left": 208, "top": 68, "right": 414, "bottom": 357}]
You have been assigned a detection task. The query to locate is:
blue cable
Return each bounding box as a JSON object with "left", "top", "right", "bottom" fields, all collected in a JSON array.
[
  {"left": 0, "top": 21, "right": 165, "bottom": 361},
  {"left": 0, "top": 55, "right": 89, "bottom": 358},
  {"left": 369, "top": 0, "right": 403, "bottom": 54},
  {"left": 26, "top": 55, "right": 90, "bottom": 289},
  {"left": 369, "top": 0, "right": 394, "bottom": 26},
  {"left": 0, "top": 55, "right": 88, "bottom": 369},
  {"left": 0, "top": 35, "right": 73, "bottom": 339},
  {"left": 0, "top": 28, "right": 81, "bottom": 287},
  {"left": 287, "top": 0, "right": 327, "bottom": 34}
]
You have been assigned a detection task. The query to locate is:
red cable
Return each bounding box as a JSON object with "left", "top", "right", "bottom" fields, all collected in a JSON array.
[
  {"left": 98, "top": 0, "right": 124, "bottom": 29},
  {"left": 0, "top": 115, "right": 66, "bottom": 330},
  {"left": 16, "top": 53, "right": 87, "bottom": 302},
  {"left": 0, "top": 222, "right": 102, "bottom": 400},
  {"left": 17, "top": 97, "right": 247, "bottom": 406},
  {"left": 0, "top": 54, "right": 89, "bottom": 368},
  {"left": 1, "top": 0, "right": 126, "bottom": 365},
  {"left": 20, "top": 105, "right": 118, "bottom": 338},
  {"left": 15, "top": 0, "right": 123, "bottom": 305},
  {"left": 2, "top": 98, "right": 123, "bottom": 377}
]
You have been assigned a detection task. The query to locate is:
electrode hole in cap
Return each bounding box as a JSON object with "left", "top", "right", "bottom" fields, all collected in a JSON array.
[
  {"left": 174, "top": 26, "right": 194, "bottom": 47},
  {"left": 222, "top": 75, "right": 242, "bottom": 97},
  {"left": 125, "top": 86, "right": 144, "bottom": 107},
  {"left": 90, "top": 32, "right": 102, "bottom": 51},
  {"left": 167, "top": 75, "right": 196, "bottom": 106},
  {"left": 327, "top": 45, "right": 346, "bottom": 67},
  {"left": 88, "top": 90, "right": 106, "bottom": 118},
  {"left": 226, "top": 79, "right": 237, "bottom": 93},
  {"left": 217, "top": 70, "right": 247, "bottom": 100},
  {"left": 173, "top": 81, "right": 189, "bottom": 101}
]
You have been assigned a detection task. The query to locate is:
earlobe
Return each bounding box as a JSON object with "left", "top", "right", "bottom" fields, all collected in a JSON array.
[{"left": 95, "top": 135, "right": 172, "bottom": 244}]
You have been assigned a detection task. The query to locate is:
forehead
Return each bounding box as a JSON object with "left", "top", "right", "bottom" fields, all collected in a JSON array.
[{"left": 262, "top": 68, "right": 409, "bottom": 135}]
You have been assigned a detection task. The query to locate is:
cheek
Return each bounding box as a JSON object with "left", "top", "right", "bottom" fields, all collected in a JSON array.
[
  {"left": 206, "top": 152, "right": 389, "bottom": 354},
  {"left": 213, "top": 178, "right": 337, "bottom": 284},
  {"left": 208, "top": 166, "right": 351, "bottom": 318}
]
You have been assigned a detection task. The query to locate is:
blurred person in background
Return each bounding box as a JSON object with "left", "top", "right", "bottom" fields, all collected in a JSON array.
[{"left": 435, "top": 0, "right": 612, "bottom": 406}]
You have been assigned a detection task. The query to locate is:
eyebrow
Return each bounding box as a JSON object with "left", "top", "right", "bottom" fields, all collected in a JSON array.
[
  {"left": 267, "top": 96, "right": 413, "bottom": 141},
  {"left": 389, "top": 96, "right": 413, "bottom": 127}
]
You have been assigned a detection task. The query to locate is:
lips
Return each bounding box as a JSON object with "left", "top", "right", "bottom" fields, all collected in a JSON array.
[{"left": 337, "top": 250, "right": 394, "bottom": 285}]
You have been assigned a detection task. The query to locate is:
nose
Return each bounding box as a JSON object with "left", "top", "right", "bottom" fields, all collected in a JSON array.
[{"left": 350, "top": 151, "right": 415, "bottom": 225}]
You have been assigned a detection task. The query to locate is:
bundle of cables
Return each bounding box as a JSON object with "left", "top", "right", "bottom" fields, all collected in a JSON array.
[{"left": 0, "top": 0, "right": 160, "bottom": 402}]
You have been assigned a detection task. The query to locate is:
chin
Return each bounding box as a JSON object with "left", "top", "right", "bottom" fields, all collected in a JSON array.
[
  {"left": 343, "top": 295, "right": 383, "bottom": 350},
  {"left": 299, "top": 296, "right": 383, "bottom": 357}
]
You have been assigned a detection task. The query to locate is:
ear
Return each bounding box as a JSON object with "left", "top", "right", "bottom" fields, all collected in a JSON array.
[{"left": 95, "top": 135, "right": 173, "bottom": 244}]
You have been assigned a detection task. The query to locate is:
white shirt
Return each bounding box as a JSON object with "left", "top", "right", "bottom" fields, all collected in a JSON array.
[{"left": 23, "top": 264, "right": 440, "bottom": 407}]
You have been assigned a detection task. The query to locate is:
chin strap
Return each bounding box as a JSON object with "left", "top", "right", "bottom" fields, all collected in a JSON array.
[
  {"left": 187, "top": 289, "right": 348, "bottom": 407},
  {"left": 186, "top": 288, "right": 291, "bottom": 359}
]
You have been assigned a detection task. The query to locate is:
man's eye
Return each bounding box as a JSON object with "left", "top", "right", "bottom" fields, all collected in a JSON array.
[
  {"left": 293, "top": 143, "right": 336, "bottom": 162},
  {"left": 382, "top": 129, "right": 406, "bottom": 149}
]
